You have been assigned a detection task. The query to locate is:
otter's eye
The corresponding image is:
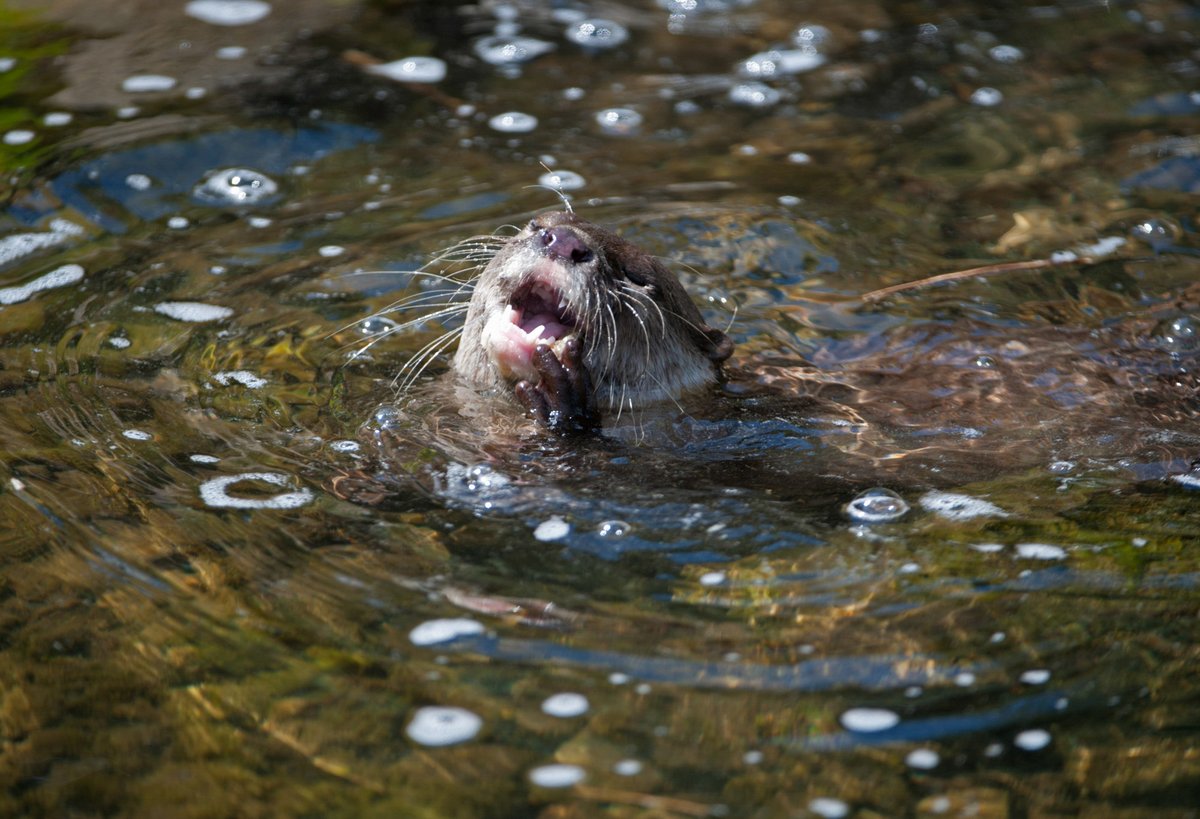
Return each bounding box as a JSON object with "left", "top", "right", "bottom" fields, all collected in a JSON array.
[{"left": 527, "top": 219, "right": 542, "bottom": 232}]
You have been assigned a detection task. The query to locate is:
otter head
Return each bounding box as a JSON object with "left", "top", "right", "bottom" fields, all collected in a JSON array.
[{"left": 452, "top": 211, "right": 733, "bottom": 414}]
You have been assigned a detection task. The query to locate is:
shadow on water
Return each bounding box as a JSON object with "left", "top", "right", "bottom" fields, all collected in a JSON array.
[{"left": 0, "top": 0, "right": 1198, "bottom": 816}]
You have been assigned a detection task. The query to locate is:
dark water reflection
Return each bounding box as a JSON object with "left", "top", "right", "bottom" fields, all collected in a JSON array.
[{"left": 1, "top": 0, "right": 1198, "bottom": 816}]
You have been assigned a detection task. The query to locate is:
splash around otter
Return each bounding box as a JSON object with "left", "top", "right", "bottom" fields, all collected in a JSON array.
[{"left": 450, "top": 211, "right": 733, "bottom": 433}]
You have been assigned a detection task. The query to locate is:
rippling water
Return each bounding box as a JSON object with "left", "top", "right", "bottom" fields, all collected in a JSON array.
[{"left": 1, "top": 0, "right": 1198, "bottom": 816}]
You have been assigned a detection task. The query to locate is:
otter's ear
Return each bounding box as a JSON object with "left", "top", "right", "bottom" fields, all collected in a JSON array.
[{"left": 695, "top": 324, "right": 734, "bottom": 363}]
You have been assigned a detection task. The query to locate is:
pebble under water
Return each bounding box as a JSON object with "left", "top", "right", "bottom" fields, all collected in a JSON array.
[{"left": 0, "top": 0, "right": 1198, "bottom": 817}]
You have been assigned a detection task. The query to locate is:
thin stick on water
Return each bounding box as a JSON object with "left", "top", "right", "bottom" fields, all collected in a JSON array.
[{"left": 858, "top": 255, "right": 1096, "bottom": 302}]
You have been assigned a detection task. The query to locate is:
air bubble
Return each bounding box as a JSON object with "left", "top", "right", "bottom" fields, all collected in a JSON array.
[
  {"left": 474, "top": 35, "right": 554, "bottom": 66},
  {"left": 808, "top": 798, "right": 850, "bottom": 819},
  {"left": 840, "top": 707, "right": 900, "bottom": 733},
  {"left": 409, "top": 618, "right": 485, "bottom": 646},
  {"left": 1014, "top": 728, "right": 1052, "bottom": 751},
  {"left": 906, "top": 748, "right": 939, "bottom": 770},
  {"left": 970, "top": 87, "right": 1004, "bottom": 106},
  {"left": 595, "top": 107, "right": 643, "bottom": 136},
  {"left": 541, "top": 693, "right": 589, "bottom": 717},
  {"left": 0, "top": 264, "right": 85, "bottom": 306},
  {"left": 185, "top": 0, "right": 272, "bottom": 26},
  {"left": 1130, "top": 218, "right": 1178, "bottom": 251},
  {"left": 844, "top": 488, "right": 909, "bottom": 523},
  {"left": 565, "top": 18, "right": 629, "bottom": 49},
  {"left": 534, "top": 516, "right": 570, "bottom": 541},
  {"left": 596, "top": 519, "right": 630, "bottom": 537},
  {"left": 1152, "top": 316, "right": 1198, "bottom": 352},
  {"left": 3, "top": 130, "right": 35, "bottom": 146},
  {"left": 529, "top": 764, "right": 585, "bottom": 788},
  {"left": 792, "top": 23, "right": 833, "bottom": 50},
  {"left": 405, "top": 706, "right": 483, "bottom": 746},
  {"left": 197, "top": 472, "right": 314, "bottom": 509},
  {"left": 488, "top": 111, "right": 538, "bottom": 133},
  {"left": 538, "top": 169, "right": 586, "bottom": 191},
  {"left": 154, "top": 302, "right": 233, "bottom": 322},
  {"left": 989, "top": 44, "right": 1025, "bottom": 62},
  {"left": 740, "top": 49, "right": 826, "bottom": 77},
  {"left": 122, "top": 75, "right": 177, "bottom": 93},
  {"left": 367, "top": 56, "right": 448, "bottom": 84},
  {"left": 194, "top": 168, "right": 279, "bottom": 205},
  {"left": 729, "top": 82, "right": 781, "bottom": 108}
]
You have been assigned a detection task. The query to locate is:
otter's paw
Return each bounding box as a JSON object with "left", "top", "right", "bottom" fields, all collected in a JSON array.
[{"left": 515, "top": 338, "right": 600, "bottom": 434}]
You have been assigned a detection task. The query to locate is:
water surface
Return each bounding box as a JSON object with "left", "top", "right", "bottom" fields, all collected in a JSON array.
[{"left": 1, "top": 0, "right": 1198, "bottom": 816}]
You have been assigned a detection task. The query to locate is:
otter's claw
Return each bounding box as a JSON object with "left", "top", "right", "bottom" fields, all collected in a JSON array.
[{"left": 515, "top": 338, "right": 600, "bottom": 434}]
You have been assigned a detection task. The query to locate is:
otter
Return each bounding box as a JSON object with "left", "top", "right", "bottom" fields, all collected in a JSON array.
[{"left": 450, "top": 210, "right": 733, "bottom": 433}]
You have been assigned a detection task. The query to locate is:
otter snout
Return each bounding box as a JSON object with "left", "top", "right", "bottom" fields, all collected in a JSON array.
[{"left": 540, "top": 225, "right": 594, "bottom": 265}]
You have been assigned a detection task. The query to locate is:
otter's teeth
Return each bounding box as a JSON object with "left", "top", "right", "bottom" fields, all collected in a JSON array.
[{"left": 528, "top": 324, "right": 546, "bottom": 342}]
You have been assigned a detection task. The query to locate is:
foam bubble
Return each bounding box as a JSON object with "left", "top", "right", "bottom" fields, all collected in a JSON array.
[
  {"left": 185, "top": 0, "right": 272, "bottom": 26},
  {"left": 125, "top": 174, "right": 153, "bottom": 191},
  {"left": 330, "top": 440, "right": 360, "bottom": 453},
  {"left": 195, "top": 168, "right": 279, "bottom": 205},
  {"left": 154, "top": 302, "right": 233, "bottom": 322},
  {"left": 1014, "top": 728, "right": 1052, "bottom": 751},
  {"left": 190, "top": 454, "right": 220, "bottom": 464},
  {"left": 122, "top": 429, "right": 153, "bottom": 441},
  {"left": 844, "top": 487, "right": 909, "bottom": 523},
  {"left": 198, "top": 472, "right": 314, "bottom": 509},
  {"left": 216, "top": 45, "right": 247, "bottom": 59},
  {"left": 1020, "top": 669, "right": 1051, "bottom": 685},
  {"left": 409, "top": 618, "right": 484, "bottom": 646},
  {"left": 213, "top": 370, "right": 267, "bottom": 389},
  {"left": 808, "top": 798, "right": 850, "bottom": 819},
  {"left": 367, "top": 56, "right": 448, "bottom": 84},
  {"left": 318, "top": 245, "right": 345, "bottom": 258},
  {"left": 489, "top": 111, "right": 538, "bottom": 133},
  {"left": 538, "top": 169, "right": 586, "bottom": 191},
  {"left": 168, "top": 216, "right": 190, "bottom": 229},
  {"left": 740, "top": 49, "right": 826, "bottom": 77},
  {"left": 988, "top": 45, "right": 1024, "bottom": 63},
  {"left": 1015, "top": 543, "right": 1067, "bottom": 560},
  {"left": 528, "top": 764, "right": 585, "bottom": 788},
  {"left": 699, "top": 571, "right": 726, "bottom": 586},
  {"left": 43, "top": 112, "right": 72, "bottom": 126},
  {"left": 970, "top": 87, "right": 1004, "bottom": 107},
  {"left": 0, "top": 57, "right": 15, "bottom": 73},
  {"left": 405, "top": 706, "right": 483, "bottom": 746},
  {"left": 919, "top": 491, "right": 1008, "bottom": 521},
  {"left": 534, "top": 516, "right": 570, "bottom": 541},
  {"left": 108, "top": 337, "right": 131, "bottom": 349},
  {"left": 0, "top": 219, "right": 84, "bottom": 266},
  {"left": 840, "top": 707, "right": 900, "bottom": 732},
  {"left": 729, "top": 82, "right": 781, "bottom": 108},
  {"left": 565, "top": 18, "right": 629, "bottom": 49},
  {"left": 541, "top": 692, "right": 589, "bottom": 718},
  {"left": 0, "top": 264, "right": 85, "bottom": 306},
  {"left": 122, "top": 74, "right": 177, "bottom": 93},
  {"left": 906, "top": 748, "right": 939, "bottom": 770},
  {"left": 595, "top": 107, "right": 642, "bottom": 136},
  {"left": 3, "top": 129, "right": 35, "bottom": 146},
  {"left": 613, "top": 759, "right": 643, "bottom": 776},
  {"left": 597, "top": 520, "right": 630, "bottom": 537},
  {"left": 474, "top": 35, "right": 554, "bottom": 66}
]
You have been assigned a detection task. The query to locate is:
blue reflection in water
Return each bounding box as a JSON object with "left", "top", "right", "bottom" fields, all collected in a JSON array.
[{"left": 48, "top": 124, "right": 379, "bottom": 233}]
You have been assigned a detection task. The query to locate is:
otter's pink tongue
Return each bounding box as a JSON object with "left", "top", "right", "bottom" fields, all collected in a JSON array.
[{"left": 481, "top": 284, "right": 577, "bottom": 383}]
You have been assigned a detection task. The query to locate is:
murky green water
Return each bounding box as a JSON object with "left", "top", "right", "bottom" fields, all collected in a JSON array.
[{"left": 1, "top": 0, "right": 1198, "bottom": 816}]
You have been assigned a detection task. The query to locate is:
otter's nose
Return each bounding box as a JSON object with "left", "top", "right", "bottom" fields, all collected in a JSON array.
[{"left": 540, "top": 226, "right": 594, "bottom": 264}]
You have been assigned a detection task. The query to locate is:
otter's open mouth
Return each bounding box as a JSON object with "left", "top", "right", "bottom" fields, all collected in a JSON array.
[{"left": 481, "top": 278, "right": 579, "bottom": 382}]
